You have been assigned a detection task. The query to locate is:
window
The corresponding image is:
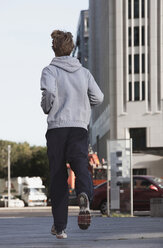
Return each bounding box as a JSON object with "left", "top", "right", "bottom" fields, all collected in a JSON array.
[
  {"left": 142, "top": 54, "right": 145, "bottom": 73},
  {"left": 130, "top": 128, "right": 146, "bottom": 151},
  {"left": 84, "top": 17, "right": 89, "bottom": 32},
  {"left": 142, "top": 81, "right": 145, "bottom": 100},
  {"left": 142, "top": 0, "right": 145, "bottom": 18},
  {"left": 148, "top": 80, "right": 150, "bottom": 103},
  {"left": 129, "top": 82, "right": 132, "bottom": 101},
  {"left": 134, "top": 0, "right": 139, "bottom": 18},
  {"left": 142, "top": 26, "right": 145, "bottom": 46},
  {"left": 23, "top": 188, "right": 29, "bottom": 194},
  {"left": 84, "top": 37, "right": 88, "bottom": 52},
  {"left": 129, "top": 81, "right": 145, "bottom": 102},
  {"left": 133, "top": 168, "right": 147, "bottom": 175},
  {"left": 128, "top": 27, "right": 132, "bottom": 47},
  {"left": 129, "top": 55, "right": 132, "bottom": 74},
  {"left": 134, "top": 178, "right": 151, "bottom": 189},
  {"left": 134, "top": 81, "right": 140, "bottom": 101},
  {"left": 134, "top": 27, "right": 139, "bottom": 46},
  {"left": 134, "top": 54, "right": 139, "bottom": 73},
  {"left": 128, "top": 0, "right": 131, "bottom": 19},
  {"left": 87, "top": 17, "right": 89, "bottom": 29}
]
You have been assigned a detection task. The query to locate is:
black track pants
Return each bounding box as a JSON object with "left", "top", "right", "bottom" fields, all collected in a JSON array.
[{"left": 46, "top": 127, "right": 93, "bottom": 232}]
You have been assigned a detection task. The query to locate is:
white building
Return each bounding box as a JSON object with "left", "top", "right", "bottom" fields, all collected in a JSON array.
[{"left": 89, "top": 0, "right": 163, "bottom": 176}]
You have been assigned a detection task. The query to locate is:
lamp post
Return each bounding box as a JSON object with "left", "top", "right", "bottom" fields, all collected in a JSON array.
[{"left": 8, "top": 145, "right": 11, "bottom": 208}]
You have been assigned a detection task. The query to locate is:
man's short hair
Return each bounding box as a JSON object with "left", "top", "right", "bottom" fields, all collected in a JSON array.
[{"left": 51, "top": 30, "right": 74, "bottom": 57}]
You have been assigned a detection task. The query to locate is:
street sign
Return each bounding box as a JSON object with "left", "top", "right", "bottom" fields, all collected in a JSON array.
[{"left": 107, "top": 139, "right": 133, "bottom": 215}]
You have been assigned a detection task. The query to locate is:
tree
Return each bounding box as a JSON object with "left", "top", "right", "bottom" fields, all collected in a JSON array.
[{"left": 0, "top": 140, "right": 49, "bottom": 194}]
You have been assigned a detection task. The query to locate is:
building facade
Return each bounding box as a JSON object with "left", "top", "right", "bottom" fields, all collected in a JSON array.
[
  {"left": 89, "top": 0, "right": 163, "bottom": 177},
  {"left": 73, "top": 10, "right": 89, "bottom": 69}
]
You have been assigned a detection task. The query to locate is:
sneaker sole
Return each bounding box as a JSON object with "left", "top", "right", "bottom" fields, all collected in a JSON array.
[
  {"left": 78, "top": 193, "right": 91, "bottom": 230},
  {"left": 78, "top": 210, "right": 91, "bottom": 230}
]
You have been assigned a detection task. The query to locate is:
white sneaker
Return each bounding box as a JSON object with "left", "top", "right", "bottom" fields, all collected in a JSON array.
[
  {"left": 56, "top": 230, "right": 67, "bottom": 239},
  {"left": 51, "top": 225, "right": 67, "bottom": 239}
]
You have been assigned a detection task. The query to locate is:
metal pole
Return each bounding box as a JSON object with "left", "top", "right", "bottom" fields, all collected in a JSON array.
[
  {"left": 106, "top": 140, "right": 110, "bottom": 217},
  {"left": 130, "top": 139, "right": 133, "bottom": 216},
  {"left": 8, "top": 145, "right": 11, "bottom": 208}
]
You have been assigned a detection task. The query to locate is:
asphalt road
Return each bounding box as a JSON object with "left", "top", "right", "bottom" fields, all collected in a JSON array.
[{"left": 0, "top": 210, "right": 163, "bottom": 248}]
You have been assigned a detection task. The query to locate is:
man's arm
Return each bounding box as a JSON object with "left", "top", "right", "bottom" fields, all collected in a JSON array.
[
  {"left": 40, "top": 67, "right": 56, "bottom": 114},
  {"left": 88, "top": 72, "right": 104, "bottom": 107}
]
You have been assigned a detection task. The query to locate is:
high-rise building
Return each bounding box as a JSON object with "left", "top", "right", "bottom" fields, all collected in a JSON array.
[
  {"left": 89, "top": 0, "right": 163, "bottom": 176},
  {"left": 73, "top": 10, "right": 89, "bottom": 69}
]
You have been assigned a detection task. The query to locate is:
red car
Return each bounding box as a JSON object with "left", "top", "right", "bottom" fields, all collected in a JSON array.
[{"left": 90, "top": 175, "right": 163, "bottom": 214}]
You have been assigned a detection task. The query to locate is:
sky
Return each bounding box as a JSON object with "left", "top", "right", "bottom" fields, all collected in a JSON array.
[{"left": 0, "top": 0, "right": 89, "bottom": 147}]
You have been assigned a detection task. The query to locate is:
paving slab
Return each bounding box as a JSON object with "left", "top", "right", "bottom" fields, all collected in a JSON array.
[{"left": 0, "top": 215, "right": 163, "bottom": 248}]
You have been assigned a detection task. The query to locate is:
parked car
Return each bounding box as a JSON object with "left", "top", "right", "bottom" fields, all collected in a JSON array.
[
  {"left": 90, "top": 175, "right": 163, "bottom": 214},
  {"left": 0, "top": 195, "right": 25, "bottom": 208}
]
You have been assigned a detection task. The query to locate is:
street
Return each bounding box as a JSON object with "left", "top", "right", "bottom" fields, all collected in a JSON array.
[{"left": 0, "top": 208, "right": 163, "bottom": 248}]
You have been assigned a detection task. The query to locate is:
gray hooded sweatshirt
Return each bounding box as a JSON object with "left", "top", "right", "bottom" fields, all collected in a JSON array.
[{"left": 40, "top": 56, "right": 104, "bottom": 130}]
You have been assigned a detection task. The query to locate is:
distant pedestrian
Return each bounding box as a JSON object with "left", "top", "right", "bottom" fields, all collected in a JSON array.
[{"left": 40, "top": 30, "right": 104, "bottom": 239}]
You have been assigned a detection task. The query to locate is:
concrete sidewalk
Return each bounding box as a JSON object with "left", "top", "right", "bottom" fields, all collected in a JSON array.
[
  {"left": 0, "top": 206, "right": 101, "bottom": 217},
  {"left": 0, "top": 214, "right": 163, "bottom": 248}
]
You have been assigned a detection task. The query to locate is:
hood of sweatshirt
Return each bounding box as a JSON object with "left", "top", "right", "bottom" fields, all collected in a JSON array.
[{"left": 50, "top": 56, "right": 82, "bottom": 73}]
